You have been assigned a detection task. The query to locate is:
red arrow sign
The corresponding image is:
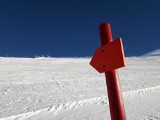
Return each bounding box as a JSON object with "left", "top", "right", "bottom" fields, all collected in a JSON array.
[
  {"left": 90, "top": 38, "right": 126, "bottom": 73},
  {"left": 90, "top": 23, "right": 126, "bottom": 120}
]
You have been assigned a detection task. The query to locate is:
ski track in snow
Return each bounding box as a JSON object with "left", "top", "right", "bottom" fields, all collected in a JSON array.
[{"left": 1, "top": 85, "right": 160, "bottom": 120}]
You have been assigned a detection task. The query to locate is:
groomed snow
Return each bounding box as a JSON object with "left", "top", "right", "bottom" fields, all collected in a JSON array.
[{"left": 0, "top": 55, "right": 159, "bottom": 120}]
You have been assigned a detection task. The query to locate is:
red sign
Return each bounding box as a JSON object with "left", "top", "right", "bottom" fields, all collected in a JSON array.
[
  {"left": 90, "top": 23, "right": 126, "bottom": 120},
  {"left": 90, "top": 38, "right": 126, "bottom": 73}
]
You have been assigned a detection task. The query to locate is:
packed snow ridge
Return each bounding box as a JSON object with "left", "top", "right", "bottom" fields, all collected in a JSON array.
[
  {"left": 0, "top": 54, "right": 160, "bottom": 120},
  {"left": 143, "top": 49, "right": 160, "bottom": 56}
]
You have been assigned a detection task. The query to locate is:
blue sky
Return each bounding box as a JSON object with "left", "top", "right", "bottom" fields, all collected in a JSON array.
[{"left": 0, "top": 0, "right": 160, "bottom": 57}]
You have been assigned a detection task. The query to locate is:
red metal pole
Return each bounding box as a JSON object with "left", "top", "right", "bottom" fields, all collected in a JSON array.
[{"left": 100, "top": 23, "right": 126, "bottom": 120}]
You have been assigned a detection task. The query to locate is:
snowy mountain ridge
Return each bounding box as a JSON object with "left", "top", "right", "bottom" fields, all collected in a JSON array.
[{"left": 143, "top": 49, "right": 160, "bottom": 56}]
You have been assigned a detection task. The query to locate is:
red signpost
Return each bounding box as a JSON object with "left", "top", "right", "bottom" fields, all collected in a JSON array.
[{"left": 90, "top": 23, "right": 126, "bottom": 120}]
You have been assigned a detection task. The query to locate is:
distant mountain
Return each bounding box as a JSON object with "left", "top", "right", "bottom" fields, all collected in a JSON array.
[{"left": 143, "top": 49, "right": 160, "bottom": 56}]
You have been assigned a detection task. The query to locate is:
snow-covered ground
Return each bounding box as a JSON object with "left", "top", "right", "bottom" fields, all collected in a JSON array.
[{"left": 0, "top": 54, "right": 160, "bottom": 120}]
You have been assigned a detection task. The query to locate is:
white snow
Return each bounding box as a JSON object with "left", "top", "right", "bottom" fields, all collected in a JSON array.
[
  {"left": 0, "top": 55, "right": 159, "bottom": 120},
  {"left": 143, "top": 49, "right": 160, "bottom": 56}
]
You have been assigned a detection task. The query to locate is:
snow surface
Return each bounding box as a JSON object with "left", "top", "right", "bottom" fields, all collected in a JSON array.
[
  {"left": 144, "top": 49, "right": 160, "bottom": 56},
  {"left": 0, "top": 55, "right": 160, "bottom": 120}
]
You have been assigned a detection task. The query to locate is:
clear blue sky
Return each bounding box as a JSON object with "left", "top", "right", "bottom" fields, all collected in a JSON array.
[{"left": 0, "top": 0, "right": 160, "bottom": 57}]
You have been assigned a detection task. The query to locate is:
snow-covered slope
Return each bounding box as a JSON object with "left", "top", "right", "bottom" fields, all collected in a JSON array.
[
  {"left": 144, "top": 49, "right": 160, "bottom": 56},
  {"left": 0, "top": 56, "right": 159, "bottom": 120}
]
